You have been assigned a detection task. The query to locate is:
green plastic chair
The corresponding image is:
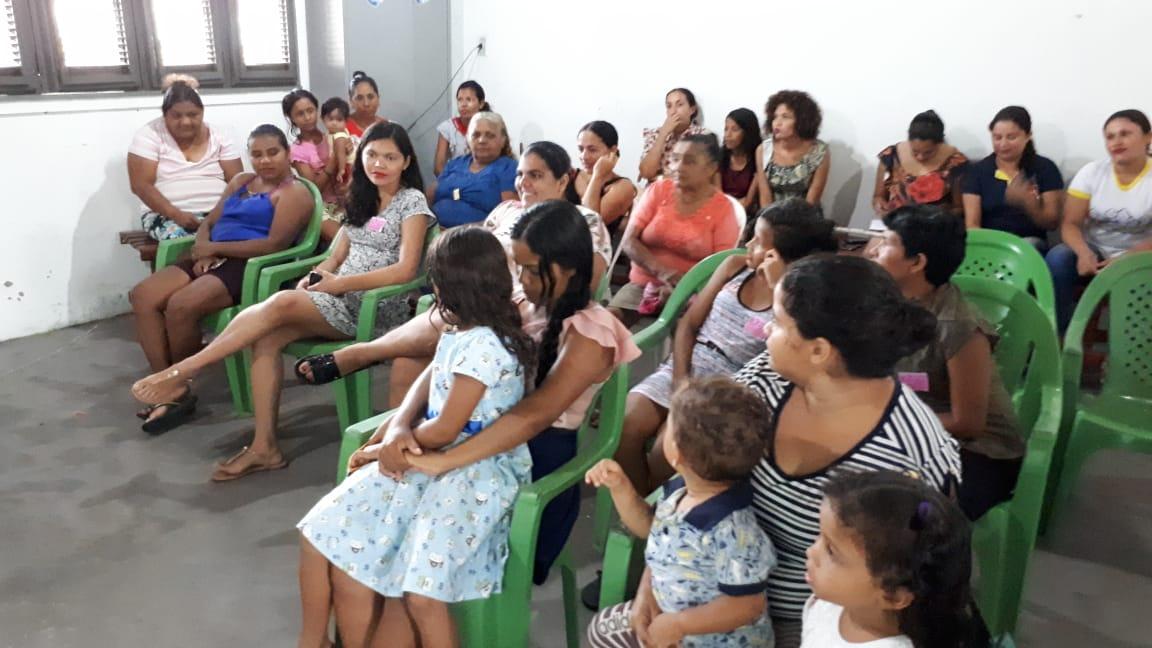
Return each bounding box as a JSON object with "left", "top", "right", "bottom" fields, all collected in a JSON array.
[
  {"left": 956, "top": 229, "right": 1056, "bottom": 323},
  {"left": 952, "top": 276, "right": 1063, "bottom": 636},
  {"left": 335, "top": 363, "right": 631, "bottom": 648},
  {"left": 153, "top": 178, "right": 324, "bottom": 415},
  {"left": 590, "top": 248, "right": 745, "bottom": 552},
  {"left": 1050, "top": 251, "right": 1152, "bottom": 529},
  {"left": 257, "top": 225, "right": 439, "bottom": 435}
]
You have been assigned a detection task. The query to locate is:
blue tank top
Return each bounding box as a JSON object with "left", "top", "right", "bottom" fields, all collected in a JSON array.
[{"left": 210, "top": 181, "right": 279, "bottom": 243}]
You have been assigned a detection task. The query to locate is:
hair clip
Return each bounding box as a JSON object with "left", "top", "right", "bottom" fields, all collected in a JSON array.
[{"left": 910, "top": 500, "right": 932, "bottom": 531}]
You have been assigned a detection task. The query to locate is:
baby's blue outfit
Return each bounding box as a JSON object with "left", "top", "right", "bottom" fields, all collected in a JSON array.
[{"left": 297, "top": 326, "right": 530, "bottom": 602}]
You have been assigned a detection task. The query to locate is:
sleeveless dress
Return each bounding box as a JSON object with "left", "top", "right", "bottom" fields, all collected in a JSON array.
[
  {"left": 307, "top": 188, "right": 434, "bottom": 336},
  {"left": 298, "top": 326, "right": 529, "bottom": 602},
  {"left": 631, "top": 267, "right": 771, "bottom": 408},
  {"left": 764, "top": 139, "right": 827, "bottom": 202}
]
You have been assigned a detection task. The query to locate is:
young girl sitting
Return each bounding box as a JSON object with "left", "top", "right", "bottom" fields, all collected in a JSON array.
[
  {"left": 295, "top": 226, "right": 535, "bottom": 648},
  {"left": 615, "top": 198, "right": 837, "bottom": 494},
  {"left": 586, "top": 376, "right": 777, "bottom": 648},
  {"left": 802, "top": 469, "right": 990, "bottom": 648}
]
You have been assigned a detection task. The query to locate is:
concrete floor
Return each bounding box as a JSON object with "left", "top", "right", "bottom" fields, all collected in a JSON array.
[{"left": 1, "top": 314, "right": 1149, "bottom": 647}]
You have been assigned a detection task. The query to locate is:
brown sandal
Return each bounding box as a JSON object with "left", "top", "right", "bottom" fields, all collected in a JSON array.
[{"left": 210, "top": 446, "right": 288, "bottom": 482}]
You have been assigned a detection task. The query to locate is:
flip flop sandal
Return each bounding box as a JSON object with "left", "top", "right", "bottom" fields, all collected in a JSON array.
[
  {"left": 293, "top": 353, "right": 343, "bottom": 385},
  {"left": 211, "top": 446, "right": 288, "bottom": 482},
  {"left": 140, "top": 393, "right": 198, "bottom": 436}
]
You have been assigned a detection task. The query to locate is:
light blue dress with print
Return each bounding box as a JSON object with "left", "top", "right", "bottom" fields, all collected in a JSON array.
[{"left": 297, "top": 326, "right": 531, "bottom": 602}]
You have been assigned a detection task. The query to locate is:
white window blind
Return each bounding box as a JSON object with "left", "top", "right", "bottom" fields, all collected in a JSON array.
[
  {"left": 151, "top": 0, "right": 216, "bottom": 67},
  {"left": 2, "top": 0, "right": 20, "bottom": 68},
  {"left": 236, "top": 0, "right": 290, "bottom": 67},
  {"left": 51, "top": 0, "right": 130, "bottom": 68}
]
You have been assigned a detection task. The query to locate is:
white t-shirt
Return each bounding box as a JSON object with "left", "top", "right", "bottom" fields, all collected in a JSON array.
[
  {"left": 1067, "top": 158, "right": 1152, "bottom": 258},
  {"left": 436, "top": 118, "right": 470, "bottom": 161},
  {"left": 128, "top": 117, "right": 241, "bottom": 216},
  {"left": 801, "top": 597, "right": 913, "bottom": 648}
]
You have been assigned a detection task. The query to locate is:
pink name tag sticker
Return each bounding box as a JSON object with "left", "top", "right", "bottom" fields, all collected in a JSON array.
[
  {"left": 898, "top": 372, "right": 930, "bottom": 392},
  {"left": 365, "top": 216, "right": 387, "bottom": 232},
  {"left": 744, "top": 317, "right": 769, "bottom": 340}
]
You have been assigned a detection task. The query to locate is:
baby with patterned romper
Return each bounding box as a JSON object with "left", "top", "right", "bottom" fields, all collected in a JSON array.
[{"left": 586, "top": 376, "right": 777, "bottom": 647}]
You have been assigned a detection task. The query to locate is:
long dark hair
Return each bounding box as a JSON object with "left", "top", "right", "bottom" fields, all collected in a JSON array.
[
  {"left": 989, "top": 105, "right": 1037, "bottom": 172},
  {"left": 281, "top": 88, "right": 319, "bottom": 140},
  {"left": 510, "top": 200, "right": 593, "bottom": 386},
  {"left": 427, "top": 227, "right": 535, "bottom": 387},
  {"left": 344, "top": 122, "right": 425, "bottom": 228},
  {"left": 722, "top": 108, "right": 762, "bottom": 171},
  {"left": 781, "top": 255, "right": 936, "bottom": 378},
  {"left": 824, "top": 470, "right": 990, "bottom": 648},
  {"left": 523, "top": 141, "right": 577, "bottom": 205}
]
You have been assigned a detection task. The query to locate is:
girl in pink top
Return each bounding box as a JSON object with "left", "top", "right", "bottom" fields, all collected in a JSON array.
[
  {"left": 283, "top": 89, "right": 345, "bottom": 244},
  {"left": 611, "top": 133, "right": 741, "bottom": 325}
]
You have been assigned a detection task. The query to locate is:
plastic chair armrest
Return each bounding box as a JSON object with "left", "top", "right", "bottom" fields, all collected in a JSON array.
[
  {"left": 1009, "top": 385, "right": 1062, "bottom": 529},
  {"left": 238, "top": 240, "right": 321, "bottom": 305},
  {"left": 155, "top": 236, "right": 195, "bottom": 269},
  {"left": 256, "top": 251, "right": 332, "bottom": 299},
  {"left": 354, "top": 274, "right": 427, "bottom": 341}
]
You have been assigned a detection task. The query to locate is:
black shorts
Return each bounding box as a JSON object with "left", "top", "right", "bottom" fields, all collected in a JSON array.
[{"left": 174, "top": 258, "right": 247, "bottom": 306}]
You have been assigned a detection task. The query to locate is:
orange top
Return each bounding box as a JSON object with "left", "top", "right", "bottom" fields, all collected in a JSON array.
[{"left": 628, "top": 179, "right": 740, "bottom": 285}]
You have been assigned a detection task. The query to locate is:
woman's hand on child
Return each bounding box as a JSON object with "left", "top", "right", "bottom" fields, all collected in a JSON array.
[
  {"left": 585, "top": 459, "right": 631, "bottom": 493},
  {"left": 348, "top": 442, "right": 383, "bottom": 474},
  {"left": 405, "top": 451, "right": 454, "bottom": 478},
  {"left": 377, "top": 421, "right": 423, "bottom": 478},
  {"left": 645, "top": 612, "right": 685, "bottom": 647}
]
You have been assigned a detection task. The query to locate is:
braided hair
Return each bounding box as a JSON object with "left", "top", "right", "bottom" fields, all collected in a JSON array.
[{"left": 510, "top": 200, "right": 593, "bottom": 386}]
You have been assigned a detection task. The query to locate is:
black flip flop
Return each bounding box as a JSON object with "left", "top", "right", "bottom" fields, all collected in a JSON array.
[
  {"left": 140, "top": 393, "right": 198, "bottom": 436},
  {"left": 294, "top": 354, "right": 343, "bottom": 385}
]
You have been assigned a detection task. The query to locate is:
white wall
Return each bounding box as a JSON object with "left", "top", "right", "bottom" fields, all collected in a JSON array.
[
  {"left": 0, "top": 92, "right": 289, "bottom": 342},
  {"left": 450, "top": 0, "right": 1152, "bottom": 226}
]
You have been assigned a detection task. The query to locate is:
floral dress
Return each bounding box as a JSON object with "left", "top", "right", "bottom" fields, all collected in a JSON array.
[
  {"left": 307, "top": 187, "right": 433, "bottom": 337},
  {"left": 877, "top": 144, "right": 969, "bottom": 211},
  {"left": 764, "top": 139, "right": 827, "bottom": 202},
  {"left": 297, "top": 326, "right": 531, "bottom": 602}
]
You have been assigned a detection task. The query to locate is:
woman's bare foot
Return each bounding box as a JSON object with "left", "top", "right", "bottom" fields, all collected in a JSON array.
[{"left": 132, "top": 365, "right": 194, "bottom": 404}]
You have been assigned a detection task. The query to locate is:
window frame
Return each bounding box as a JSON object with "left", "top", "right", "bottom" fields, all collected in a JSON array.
[{"left": 0, "top": 0, "right": 297, "bottom": 97}]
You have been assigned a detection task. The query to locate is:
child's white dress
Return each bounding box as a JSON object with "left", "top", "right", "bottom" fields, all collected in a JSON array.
[{"left": 297, "top": 326, "right": 530, "bottom": 602}]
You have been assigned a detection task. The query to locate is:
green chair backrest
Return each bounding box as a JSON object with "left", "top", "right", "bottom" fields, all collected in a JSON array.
[
  {"left": 633, "top": 249, "right": 745, "bottom": 351},
  {"left": 952, "top": 276, "right": 1061, "bottom": 434},
  {"left": 955, "top": 229, "right": 1055, "bottom": 323},
  {"left": 1064, "top": 251, "right": 1152, "bottom": 401}
]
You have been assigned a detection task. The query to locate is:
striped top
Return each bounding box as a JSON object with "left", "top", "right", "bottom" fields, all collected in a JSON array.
[{"left": 733, "top": 351, "right": 961, "bottom": 621}]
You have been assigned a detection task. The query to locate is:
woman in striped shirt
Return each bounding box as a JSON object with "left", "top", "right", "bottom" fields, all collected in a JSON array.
[{"left": 733, "top": 255, "right": 961, "bottom": 647}]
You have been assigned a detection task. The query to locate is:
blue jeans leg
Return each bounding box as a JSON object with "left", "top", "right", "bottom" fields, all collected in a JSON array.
[{"left": 1045, "top": 243, "right": 1080, "bottom": 333}]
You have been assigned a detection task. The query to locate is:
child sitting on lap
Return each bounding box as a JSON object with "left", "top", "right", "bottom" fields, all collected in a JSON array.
[{"left": 586, "top": 376, "right": 776, "bottom": 647}]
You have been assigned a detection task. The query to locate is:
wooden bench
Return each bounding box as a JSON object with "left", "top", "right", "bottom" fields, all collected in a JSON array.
[{"left": 119, "top": 230, "right": 159, "bottom": 267}]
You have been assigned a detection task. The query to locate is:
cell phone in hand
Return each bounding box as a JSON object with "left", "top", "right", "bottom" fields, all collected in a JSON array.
[{"left": 308, "top": 271, "right": 323, "bottom": 286}]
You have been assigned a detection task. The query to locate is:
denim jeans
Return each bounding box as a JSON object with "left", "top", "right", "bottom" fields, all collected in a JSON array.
[{"left": 1044, "top": 243, "right": 1088, "bottom": 333}]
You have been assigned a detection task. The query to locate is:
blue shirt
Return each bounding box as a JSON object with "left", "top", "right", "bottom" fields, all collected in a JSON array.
[
  {"left": 645, "top": 477, "right": 776, "bottom": 647},
  {"left": 210, "top": 183, "right": 277, "bottom": 243},
  {"left": 963, "top": 154, "right": 1063, "bottom": 239},
  {"left": 432, "top": 155, "right": 517, "bottom": 227}
]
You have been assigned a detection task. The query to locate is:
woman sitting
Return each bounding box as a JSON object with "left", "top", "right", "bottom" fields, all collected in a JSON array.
[
  {"left": 873, "top": 110, "right": 968, "bottom": 216},
  {"left": 298, "top": 141, "right": 613, "bottom": 409},
  {"left": 638, "top": 87, "right": 710, "bottom": 181},
  {"left": 571, "top": 121, "right": 637, "bottom": 231},
  {"left": 131, "top": 123, "right": 435, "bottom": 480},
  {"left": 295, "top": 202, "right": 640, "bottom": 648},
  {"left": 720, "top": 107, "right": 763, "bottom": 211},
  {"left": 345, "top": 70, "right": 388, "bottom": 141},
  {"left": 128, "top": 124, "right": 312, "bottom": 433},
  {"left": 614, "top": 199, "right": 836, "bottom": 494},
  {"left": 610, "top": 133, "right": 742, "bottom": 326},
  {"left": 430, "top": 111, "right": 518, "bottom": 227},
  {"left": 127, "top": 75, "right": 243, "bottom": 241},
  {"left": 433, "top": 80, "right": 489, "bottom": 175},
  {"left": 733, "top": 255, "right": 961, "bottom": 647},
  {"left": 871, "top": 205, "right": 1025, "bottom": 520},
  {"left": 963, "top": 106, "right": 1063, "bottom": 250},
  {"left": 758, "top": 90, "right": 830, "bottom": 207},
  {"left": 1046, "top": 109, "right": 1152, "bottom": 331}
]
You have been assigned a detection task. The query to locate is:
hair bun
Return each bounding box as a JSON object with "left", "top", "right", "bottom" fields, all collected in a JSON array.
[
  {"left": 351, "top": 70, "right": 367, "bottom": 80},
  {"left": 161, "top": 73, "right": 199, "bottom": 92}
]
